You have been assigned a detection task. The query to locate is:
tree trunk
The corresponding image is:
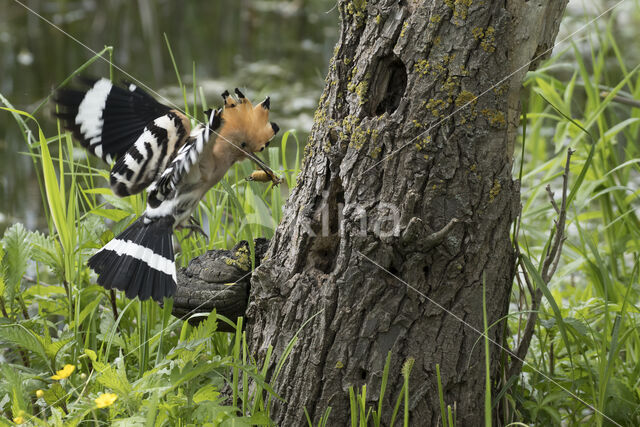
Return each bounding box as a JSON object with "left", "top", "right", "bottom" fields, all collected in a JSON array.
[{"left": 244, "top": 0, "right": 567, "bottom": 425}]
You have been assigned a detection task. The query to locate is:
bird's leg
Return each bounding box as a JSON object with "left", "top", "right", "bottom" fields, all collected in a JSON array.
[{"left": 177, "top": 216, "right": 208, "bottom": 241}]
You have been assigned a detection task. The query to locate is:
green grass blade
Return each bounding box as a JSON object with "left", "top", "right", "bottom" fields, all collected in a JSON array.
[
  {"left": 349, "top": 386, "right": 357, "bottom": 427},
  {"left": 483, "top": 274, "right": 492, "bottom": 427},
  {"left": 374, "top": 351, "right": 392, "bottom": 427},
  {"left": 163, "top": 33, "right": 189, "bottom": 117},
  {"left": 436, "top": 364, "right": 446, "bottom": 427}
]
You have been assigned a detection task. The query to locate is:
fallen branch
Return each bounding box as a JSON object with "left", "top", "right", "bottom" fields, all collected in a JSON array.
[{"left": 508, "top": 148, "right": 574, "bottom": 379}]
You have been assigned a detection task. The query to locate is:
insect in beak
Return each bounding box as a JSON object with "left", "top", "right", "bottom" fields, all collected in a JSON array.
[{"left": 244, "top": 151, "right": 280, "bottom": 185}]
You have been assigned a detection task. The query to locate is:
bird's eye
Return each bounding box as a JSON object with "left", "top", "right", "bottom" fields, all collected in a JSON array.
[{"left": 241, "top": 142, "right": 247, "bottom": 148}]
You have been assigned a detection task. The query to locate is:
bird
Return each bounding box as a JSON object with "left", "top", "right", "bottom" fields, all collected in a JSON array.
[{"left": 54, "top": 77, "right": 279, "bottom": 303}]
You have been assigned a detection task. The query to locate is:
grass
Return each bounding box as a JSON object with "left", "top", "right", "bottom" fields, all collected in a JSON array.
[
  {"left": 1, "top": 6, "right": 640, "bottom": 426},
  {"left": 502, "top": 10, "right": 640, "bottom": 425}
]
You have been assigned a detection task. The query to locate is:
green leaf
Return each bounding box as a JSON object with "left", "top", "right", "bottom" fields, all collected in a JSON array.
[
  {"left": 78, "top": 215, "right": 107, "bottom": 250},
  {"left": 192, "top": 403, "right": 237, "bottom": 425},
  {"left": 43, "top": 337, "right": 73, "bottom": 365},
  {"left": 68, "top": 295, "right": 103, "bottom": 330},
  {"left": 534, "top": 78, "right": 570, "bottom": 117},
  {"left": 82, "top": 187, "right": 113, "bottom": 196},
  {"left": 42, "top": 382, "right": 67, "bottom": 407},
  {"left": 563, "top": 317, "right": 590, "bottom": 340},
  {"left": 193, "top": 384, "right": 221, "bottom": 404},
  {"left": 1, "top": 223, "right": 33, "bottom": 307},
  {"left": 22, "top": 284, "right": 66, "bottom": 300},
  {"left": 143, "top": 391, "right": 160, "bottom": 427},
  {"left": 0, "top": 324, "right": 51, "bottom": 367},
  {"left": 0, "top": 364, "right": 28, "bottom": 418},
  {"left": 92, "top": 359, "right": 133, "bottom": 398},
  {"left": 27, "top": 229, "right": 61, "bottom": 273},
  {"left": 601, "top": 118, "right": 640, "bottom": 145},
  {"left": 168, "top": 360, "right": 224, "bottom": 391},
  {"left": 84, "top": 348, "right": 97, "bottom": 362},
  {"left": 604, "top": 378, "right": 637, "bottom": 424},
  {"left": 90, "top": 208, "right": 132, "bottom": 222},
  {"left": 188, "top": 310, "right": 218, "bottom": 342},
  {"left": 239, "top": 412, "right": 272, "bottom": 425},
  {"left": 540, "top": 405, "right": 562, "bottom": 424}
]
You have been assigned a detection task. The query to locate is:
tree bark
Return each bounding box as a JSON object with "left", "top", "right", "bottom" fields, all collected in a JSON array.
[
  {"left": 172, "top": 239, "right": 269, "bottom": 331},
  {"left": 242, "top": 0, "right": 568, "bottom": 425}
]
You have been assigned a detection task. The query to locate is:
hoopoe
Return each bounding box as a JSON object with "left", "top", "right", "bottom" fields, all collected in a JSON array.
[{"left": 54, "top": 78, "right": 279, "bottom": 303}]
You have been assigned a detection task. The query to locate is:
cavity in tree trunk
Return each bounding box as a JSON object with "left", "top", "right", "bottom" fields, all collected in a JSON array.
[{"left": 242, "top": 0, "right": 569, "bottom": 424}]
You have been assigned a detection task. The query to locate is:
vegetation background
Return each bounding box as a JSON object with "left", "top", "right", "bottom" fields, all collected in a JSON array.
[{"left": 0, "top": 0, "right": 639, "bottom": 425}]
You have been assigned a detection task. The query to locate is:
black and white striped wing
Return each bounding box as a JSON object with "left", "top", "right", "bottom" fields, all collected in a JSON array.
[
  {"left": 55, "top": 77, "right": 194, "bottom": 197},
  {"left": 109, "top": 110, "right": 190, "bottom": 197},
  {"left": 55, "top": 77, "right": 171, "bottom": 162},
  {"left": 147, "top": 109, "right": 222, "bottom": 207}
]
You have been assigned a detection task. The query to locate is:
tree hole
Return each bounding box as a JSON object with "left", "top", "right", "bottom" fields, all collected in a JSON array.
[
  {"left": 314, "top": 248, "right": 333, "bottom": 273},
  {"left": 359, "top": 368, "right": 368, "bottom": 380},
  {"left": 388, "top": 264, "right": 399, "bottom": 276},
  {"left": 369, "top": 55, "right": 407, "bottom": 116},
  {"left": 309, "top": 177, "right": 343, "bottom": 274}
]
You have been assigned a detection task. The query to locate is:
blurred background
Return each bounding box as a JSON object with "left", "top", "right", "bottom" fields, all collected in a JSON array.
[
  {"left": 0, "top": 0, "right": 637, "bottom": 233},
  {"left": 0, "top": 0, "right": 340, "bottom": 233}
]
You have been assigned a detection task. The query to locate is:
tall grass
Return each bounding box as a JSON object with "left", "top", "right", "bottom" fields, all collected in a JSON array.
[{"left": 504, "top": 12, "right": 640, "bottom": 425}]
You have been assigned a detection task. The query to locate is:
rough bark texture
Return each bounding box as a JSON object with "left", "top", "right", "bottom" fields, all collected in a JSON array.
[
  {"left": 241, "top": 1, "right": 568, "bottom": 425},
  {"left": 172, "top": 239, "right": 269, "bottom": 331}
]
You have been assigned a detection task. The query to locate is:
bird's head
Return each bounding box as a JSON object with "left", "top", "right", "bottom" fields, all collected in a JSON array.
[{"left": 217, "top": 88, "right": 279, "bottom": 161}]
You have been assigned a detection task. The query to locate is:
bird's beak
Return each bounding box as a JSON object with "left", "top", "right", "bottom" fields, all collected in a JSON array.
[{"left": 245, "top": 151, "right": 280, "bottom": 183}]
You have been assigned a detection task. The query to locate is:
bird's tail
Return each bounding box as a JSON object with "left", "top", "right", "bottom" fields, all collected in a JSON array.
[{"left": 88, "top": 216, "right": 176, "bottom": 303}]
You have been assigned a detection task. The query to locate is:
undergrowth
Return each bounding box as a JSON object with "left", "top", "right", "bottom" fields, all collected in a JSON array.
[{"left": 503, "top": 14, "right": 640, "bottom": 427}]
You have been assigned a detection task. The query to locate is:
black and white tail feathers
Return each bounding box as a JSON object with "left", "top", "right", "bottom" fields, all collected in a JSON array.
[
  {"left": 88, "top": 217, "right": 176, "bottom": 303},
  {"left": 54, "top": 77, "right": 171, "bottom": 163}
]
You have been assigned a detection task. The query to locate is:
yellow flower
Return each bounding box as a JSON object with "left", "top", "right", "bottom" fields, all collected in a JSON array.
[
  {"left": 13, "top": 416, "right": 24, "bottom": 424},
  {"left": 51, "top": 364, "right": 75, "bottom": 380},
  {"left": 95, "top": 393, "right": 118, "bottom": 408},
  {"left": 36, "top": 389, "right": 44, "bottom": 398}
]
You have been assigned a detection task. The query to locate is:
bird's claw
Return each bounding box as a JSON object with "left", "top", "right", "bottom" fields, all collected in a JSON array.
[{"left": 178, "top": 218, "right": 208, "bottom": 241}]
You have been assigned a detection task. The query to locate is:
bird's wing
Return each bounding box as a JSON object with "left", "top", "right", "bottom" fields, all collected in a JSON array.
[
  {"left": 147, "top": 109, "right": 222, "bottom": 208},
  {"left": 55, "top": 78, "right": 192, "bottom": 197},
  {"left": 109, "top": 110, "right": 191, "bottom": 197},
  {"left": 55, "top": 77, "right": 173, "bottom": 162}
]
